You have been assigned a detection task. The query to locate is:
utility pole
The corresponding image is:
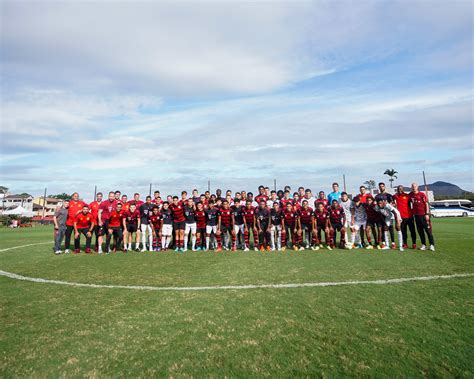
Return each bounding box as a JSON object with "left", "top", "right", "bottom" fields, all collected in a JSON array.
[
  {"left": 149, "top": 183, "right": 152, "bottom": 197},
  {"left": 208, "top": 180, "right": 211, "bottom": 192},
  {"left": 274, "top": 179, "right": 277, "bottom": 192},
  {"left": 42, "top": 187, "right": 47, "bottom": 222},
  {"left": 343, "top": 174, "right": 346, "bottom": 192},
  {"left": 93, "top": 185, "right": 97, "bottom": 200}
]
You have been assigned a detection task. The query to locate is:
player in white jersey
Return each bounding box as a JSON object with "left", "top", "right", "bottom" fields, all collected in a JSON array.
[
  {"left": 266, "top": 191, "right": 279, "bottom": 208},
  {"left": 340, "top": 192, "right": 352, "bottom": 229},
  {"left": 375, "top": 198, "right": 404, "bottom": 251},
  {"left": 349, "top": 196, "right": 367, "bottom": 248}
]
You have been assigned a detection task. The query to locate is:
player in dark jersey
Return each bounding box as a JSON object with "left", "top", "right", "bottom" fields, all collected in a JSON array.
[
  {"left": 270, "top": 202, "right": 284, "bottom": 250},
  {"left": 231, "top": 198, "right": 245, "bottom": 251},
  {"left": 255, "top": 185, "right": 269, "bottom": 204},
  {"left": 315, "top": 191, "right": 329, "bottom": 210},
  {"left": 106, "top": 202, "right": 125, "bottom": 253},
  {"left": 328, "top": 199, "right": 347, "bottom": 249},
  {"left": 123, "top": 203, "right": 141, "bottom": 251},
  {"left": 195, "top": 202, "right": 207, "bottom": 250},
  {"left": 297, "top": 200, "right": 314, "bottom": 250},
  {"left": 217, "top": 200, "right": 233, "bottom": 251},
  {"left": 205, "top": 200, "right": 219, "bottom": 250},
  {"left": 375, "top": 182, "right": 396, "bottom": 248},
  {"left": 169, "top": 196, "right": 186, "bottom": 252},
  {"left": 256, "top": 200, "right": 271, "bottom": 251},
  {"left": 148, "top": 206, "right": 162, "bottom": 251},
  {"left": 160, "top": 202, "right": 173, "bottom": 251},
  {"left": 282, "top": 202, "right": 300, "bottom": 250},
  {"left": 183, "top": 198, "right": 197, "bottom": 251},
  {"left": 314, "top": 202, "right": 331, "bottom": 250},
  {"left": 243, "top": 200, "right": 258, "bottom": 251},
  {"left": 139, "top": 196, "right": 154, "bottom": 252},
  {"left": 364, "top": 195, "right": 382, "bottom": 248}
]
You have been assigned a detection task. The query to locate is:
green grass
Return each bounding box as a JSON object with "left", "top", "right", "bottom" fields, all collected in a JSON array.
[{"left": 1, "top": 218, "right": 473, "bottom": 377}]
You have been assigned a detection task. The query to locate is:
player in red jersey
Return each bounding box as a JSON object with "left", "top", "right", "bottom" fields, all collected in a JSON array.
[
  {"left": 73, "top": 205, "right": 95, "bottom": 254},
  {"left": 364, "top": 195, "right": 382, "bottom": 248},
  {"left": 297, "top": 200, "right": 313, "bottom": 250},
  {"left": 121, "top": 195, "right": 129, "bottom": 212},
  {"left": 152, "top": 191, "right": 163, "bottom": 207},
  {"left": 149, "top": 206, "right": 162, "bottom": 251},
  {"left": 280, "top": 190, "right": 292, "bottom": 208},
  {"left": 64, "top": 192, "right": 87, "bottom": 254},
  {"left": 393, "top": 185, "right": 416, "bottom": 249},
  {"left": 358, "top": 186, "right": 370, "bottom": 204},
  {"left": 89, "top": 192, "right": 103, "bottom": 252},
  {"left": 231, "top": 198, "right": 245, "bottom": 251},
  {"left": 106, "top": 202, "right": 124, "bottom": 253},
  {"left": 122, "top": 203, "right": 141, "bottom": 251},
  {"left": 315, "top": 191, "right": 329, "bottom": 210},
  {"left": 409, "top": 183, "right": 435, "bottom": 251},
  {"left": 179, "top": 191, "right": 188, "bottom": 205},
  {"left": 98, "top": 192, "right": 118, "bottom": 254},
  {"left": 314, "top": 202, "right": 331, "bottom": 250},
  {"left": 328, "top": 200, "right": 347, "bottom": 249},
  {"left": 243, "top": 200, "right": 258, "bottom": 251},
  {"left": 169, "top": 196, "right": 186, "bottom": 252},
  {"left": 195, "top": 202, "right": 207, "bottom": 250},
  {"left": 128, "top": 193, "right": 144, "bottom": 208},
  {"left": 217, "top": 200, "right": 233, "bottom": 251},
  {"left": 255, "top": 185, "right": 269, "bottom": 204},
  {"left": 282, "top": 202, "right": 300, "bottom": 250}
]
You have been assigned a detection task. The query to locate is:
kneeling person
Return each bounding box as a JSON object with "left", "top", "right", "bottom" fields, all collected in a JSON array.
[{"left": 74, "top": 205, "right": 95, "bottom": 254}]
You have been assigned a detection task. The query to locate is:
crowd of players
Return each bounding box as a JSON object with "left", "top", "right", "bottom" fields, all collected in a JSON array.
[{"left": 53, "top": 182, "right": 436, "bottom": 255}]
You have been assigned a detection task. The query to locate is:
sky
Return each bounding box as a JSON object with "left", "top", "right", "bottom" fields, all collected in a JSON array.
[{"left": 1, "top": 0, "right": 472, "bottom": 200}]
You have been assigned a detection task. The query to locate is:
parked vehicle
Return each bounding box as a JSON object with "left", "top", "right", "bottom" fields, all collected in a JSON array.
[{"left": 430, "top": 199, "right": 474, "bottom": 217}]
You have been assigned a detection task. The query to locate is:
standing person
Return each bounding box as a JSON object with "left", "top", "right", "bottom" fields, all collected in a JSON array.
[
  {"left": 89, "top": 192, "right": 103, "bottom": 252},
  {"left": 328, "top": 199, "right": 346, "bottom": 249},
  {"left": 192, "top": 189, "right": 200, "bottom": 204},
  {"left": 114, "top": 191, "right": 121, "bottom": 203},
  {"left": 217, "top": 200, "right": 233, "bottom": 251},
  {"left": 375, "top": 197, "right": 404, "bottom": 251},
  {"left": 106, "top": 203, "right": 124, "bottom": 253},
  {"left": 179, "top": 191, "right": 188, "bottom": 205},
  {"left": 152, "top": 191, "right": 163, "bottom": 207},
  {"left": 266, "top": 191, "right": 279, "bottom": 208},
  {"left": 64, "top": 192, "right": 87, "bottom": 254},
  {"left": 205, "top": 200, "right": 219, "bottom": 251},
  {"left": 128, "top": 193, "right": 144, "bottom": 208},
  {"left": 123, "top": 203, "right": 141, "bottom": 252},
  {"left": 231, "top": 198, "right": 245, "bottom": 250},
  {"left": 98, "top": 192, "right": 118, "bottom": 254},
  {"left": 280, "top": 190, "right": 292, "bottom": 208},
  {"left": 327, "top": 183, "right": 342, "bottom": 205},
  {"left": 195, "top": 202, "right": 207, "bottom": 250},
  {"left": 243, "top": 200, "right": 258, "bottom": 251},
  {"left": 73, "top": 205, "right": 95, "bottom": 254},
  {"left": 349, "top": 196, "right": 367, "bottom": 249},
  {"left": 269, "top": 202, "right": 284, "bottom": 251},
  {"left": 340, "top": 192, "right": 353, "bottom": 243},
  {"left": 139, "top": 196, "right": 154, "bottom": 252},
  {"left": 393, "top": 185, "right": 417, "bottom": 249},
  {"left": 282, "top": 202, "right": 300, "bottom": 250},
  {"left": 169, "top": 196, "right": 186, "bottom": 252},
  {"left": 160, "top": 202, "right": 173, "bottom": 251},
  {"left": 183, "top": 198, "right": 197, "bottom": 252},
  {"left": 364, "top": 195, "right": 382, "bottom": 249},
  {"left": 149, "top": 206, "right": 162, "bottom": 251},
  {"left": 121, "top": 195, "right": 129, "bottom": 212},
  {"left": 409, "top": 183, "right": 435, "bottom": 251},
  {"left": 376, "top": 182, "right": 396, "bottom": 248},
  {"left": 297, "top": 200, "right": 314, "bottom": 249},
  {"left": 302, "top": 189, "right": 316, "bottom": 208},
  {"left": 314, "top": 202, "right": 331, "bottom": 250},
  {"left": 255, "top": 200, "right": 271, "bottom": 251},
  {"left": 255, "top": 186, "right": 269, "bottom": 204},
  {"left": 359, "top": 186, "right": 370, "bottom": 203},
  {"left": 315, "top": 191, "right": 329, "bottom": 209},
  {"left": 53, "top": 200, "right": 69, "bottom": 255},
  {"left": 298, "top": 187, "right": 305, "bottom": 199}
]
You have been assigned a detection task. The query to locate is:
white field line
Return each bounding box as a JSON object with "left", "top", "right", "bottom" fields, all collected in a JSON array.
[
  {"left": 0, "top": 242, "right": 473, "bottom": 292},
  {"left": 0, "top": 241, "right": 52, "bottom": 252}
]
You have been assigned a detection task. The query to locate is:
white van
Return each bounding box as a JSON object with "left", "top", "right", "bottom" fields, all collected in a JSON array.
[{"left": 430, "top": 199, "right": 474, "bottom": 218}]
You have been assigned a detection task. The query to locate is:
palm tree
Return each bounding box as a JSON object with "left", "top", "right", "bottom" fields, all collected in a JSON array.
[
  {"left": 364, "top": 180, "right": 376, "bottom": 193},
  {"left": 384, "top": 169, "right": 398, "bottom": 188}
]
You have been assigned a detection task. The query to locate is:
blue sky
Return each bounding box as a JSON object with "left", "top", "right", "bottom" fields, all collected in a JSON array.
[{"left": 1, "top": 1, "right": 472, "bottom": 200}]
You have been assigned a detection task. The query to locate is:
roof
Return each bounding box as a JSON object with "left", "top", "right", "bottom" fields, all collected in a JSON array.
[
  {"left": 31, "top": 215, "right": 54, "bottom": 221},
  {"left": 4, "top": 194, "right": 33, "bottom": 199}
]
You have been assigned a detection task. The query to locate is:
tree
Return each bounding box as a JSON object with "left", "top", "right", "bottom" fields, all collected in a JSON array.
[
  {"left": 0, "top": 186, "right": 8, "bottom": 194},
  {"left": 364, "top": 180, "right": 376, "bottom": 193},
  {"left": 49, "top": 193, "right": 72, "bottom": 200},
  {"left": 384, "top": 169, "right": 398, "bottom": 188}
]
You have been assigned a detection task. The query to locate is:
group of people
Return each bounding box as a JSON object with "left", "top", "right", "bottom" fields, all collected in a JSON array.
[{"left": 52, "top": 182, "right": 436, "bottom": 255}]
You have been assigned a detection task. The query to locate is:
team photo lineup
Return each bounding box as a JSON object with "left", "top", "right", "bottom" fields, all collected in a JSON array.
[{"left": 54, "top": 181, "right": 435, "bottom": 255}]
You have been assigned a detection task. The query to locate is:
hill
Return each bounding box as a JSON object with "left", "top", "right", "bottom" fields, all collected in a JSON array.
[{"left": 403, "top": 181, "right": 472, "bottom": 198}]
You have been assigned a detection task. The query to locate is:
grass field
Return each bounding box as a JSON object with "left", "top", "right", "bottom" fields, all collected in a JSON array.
[{"left": 1, "top": 218, "right": 473, "bottom": 377}]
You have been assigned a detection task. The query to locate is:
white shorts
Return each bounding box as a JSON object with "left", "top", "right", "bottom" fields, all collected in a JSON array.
[
  {"left": 162, "top": 224, "right": 173, "bottom": 236},
  {"left": 233, "top": 224, "right": 244, "bottom": 235},
  {"left": 384, "top": 218, "right": 392, "bottom": 227},
  {"left": 352, "top": 221, "right": 366, "bottom": 230},
  {"left": 140, "top": 224, "right": 152, "bottom": 233},
  {"left": 185, "top": 223, "right": 197, "bottom": 234},
  {"left": 270, "top": 225, "right": 282, "bottom": 233},
  {"left": 206, "top": 225, "right": 217, "bottom": 234}
]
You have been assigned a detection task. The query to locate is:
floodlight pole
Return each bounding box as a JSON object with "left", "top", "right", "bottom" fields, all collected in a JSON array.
[
  {"left": 423, "top": 170, "right": 433, "bottom": 229},
  {"left": 149, "top": 183, "right": 152, "bottom": 197},
  {"left": 274, "top": 179, "right": 277, "bottom": 192},
  {"left": 93, "top": 185, "right": 97, "bottom": 201},
  {"left": 343, "top": 174, "right": 346, "bottom": 192},
  {"left": 208, "top": 180, "right": 210, "bottom": 192}
]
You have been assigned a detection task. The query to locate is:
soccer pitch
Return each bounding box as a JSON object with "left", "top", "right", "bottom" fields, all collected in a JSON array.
[{"left": 1, "top": 219, "right": 473, "bottom": 377}]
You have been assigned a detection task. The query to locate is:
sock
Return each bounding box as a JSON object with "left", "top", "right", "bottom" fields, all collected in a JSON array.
[
  {"left": 270, "top": 231, "right": 275, "bottom": 249},
  {"left": 161, "top": 236, "right": 166, "bottom": 248},
  {"left": 206, "top": 236, "right": 210, "bottom": 249},
  {"left": 398, "top": 230, "right": 403, "bottom": 248},
  {"left": 192, "top": 235, "right": 196, "bottom": 250},
  {"left": 384, "top": 231, "right": 390, "bottom": 246}
]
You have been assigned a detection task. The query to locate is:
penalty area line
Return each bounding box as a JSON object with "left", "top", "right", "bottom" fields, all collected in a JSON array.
[{"left": 0, "top": 270, "right": 473, "bottom": 292}]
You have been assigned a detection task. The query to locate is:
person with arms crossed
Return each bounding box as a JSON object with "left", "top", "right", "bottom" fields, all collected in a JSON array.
[
  {"left": 53, "top": 200, "right": 69, "bottom": 255},
  {"left": 139, "top": 196, "right": 154, "bottom": 252},
  {"left": 89, "top": 192, "right": 103, "bottom": 252},
  {"left": 409, "top": 183, "right": 435, "bottom": 251},
  {"left": 393, "top": 185, "right": 417, "bottom": 249}
]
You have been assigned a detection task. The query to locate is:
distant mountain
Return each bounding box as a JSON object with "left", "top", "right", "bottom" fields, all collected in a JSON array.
[{"left": 403, "top": 181, "right": 471, "bottom": 196}]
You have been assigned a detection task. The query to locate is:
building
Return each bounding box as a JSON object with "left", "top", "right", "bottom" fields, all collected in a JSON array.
[
  {"left": 32, "top": 197, "right": 64, "bottom": 217},
  {"left": 1, "top": 194, "right": 34, "bottom": 214}
]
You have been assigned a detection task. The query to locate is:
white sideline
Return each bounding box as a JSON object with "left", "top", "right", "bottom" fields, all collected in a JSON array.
[{"left": 0, "top": 242, "right": 473, "bottom": 291}]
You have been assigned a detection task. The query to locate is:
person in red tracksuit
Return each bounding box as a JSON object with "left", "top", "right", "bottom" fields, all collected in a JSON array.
[{"left": 393, "top": 185, "right": 417, "bottom": 249}]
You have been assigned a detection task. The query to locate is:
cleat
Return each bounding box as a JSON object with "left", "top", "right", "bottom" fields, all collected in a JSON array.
[
  {"left": 175, "top": 247, "right": 180, "bottom": 252},
  {"left": 141, "top": 248, "right": 146, "bottom": 252},
  {"left": 271, "top": 247, "right": 276, "bottom": 251},
  {"left": 399, "top": 247, "right": 405, "bottom": 252},
  {"left": 196, "top": 247, "right": 201, "bottom": 251},
  {"left": 85, "top": 248, "right": 91, "bottom": 254},
  {"left": 327, "top": 246, "right": 332, "bottom": 251},
  {"left": 319, "top": 244, "right": 324, "bottom": 248},
  {"left": 98, "top": 250, "right": 103, "bottom": 255},
  {"left": 266, "top": 246, "right": 271, "bottom": 251},
  {"left": 311, "top": 246, "right": 317, "bottom": 251},
  {"left": 260, "top": 246, "right": 265, "bottom": 252},
  {"left": 366, "top": 245, "right": 374, "bottom": 250},
  {"left": 244, "top": 247, "right": 249, "bottom": 252},
  {"left": 314, "top": 246, "right": 320, "bottom": 251},
  {"left": 277, "top": 247, "right": 281, "bottom": 251},
  {"left": 391, "top": 242, "right": 396, "bottom": 249},
  {"left": 73, "top": 249, "right": 80, "bottom": 254},
  {"left": 299, "top": 247, "right": 305, "bottom": 251},
  {"left": 305, "top": 244, "right": 310, "bottom": 249},
  {"left": 412, "top": 244, "right": 417, "bottom": 249},
  {"left": 293, "top": 246, "right": 299, "bottom": 251},
  {"left": 182, "top": 248, "right": 188, "bottom": 252},
  {"left": 254, "top": 247, "right": 259, "bottom": 251},
  {"left": 232, "top": 246, "right": 237, "bottom": 252},
  {"left": 377, "top": 245, "right": 382, "bottom": 250},
  {"left": 64, "top": 249, "right": 70, "bottom": 254},
  {"left": 402, "top": 244, "right": 408, "bottom": 249},
  {"left": 216, "top": 247, "right": 222, "bottom": 252},
  {"left": 381, "top": 245, "right": 390, "bottom": 250},
  {"left": 420, "top": 245, "right": 427, "bottom": 251},
  {"left": 54, "top": 250, "right": 62, "bottom": 255},
  {"left": 281, "top": 246, "right": 286, "bottom": 251},
  {"left": 429, "top": 245, "right": 436, "bottom": 252}
]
